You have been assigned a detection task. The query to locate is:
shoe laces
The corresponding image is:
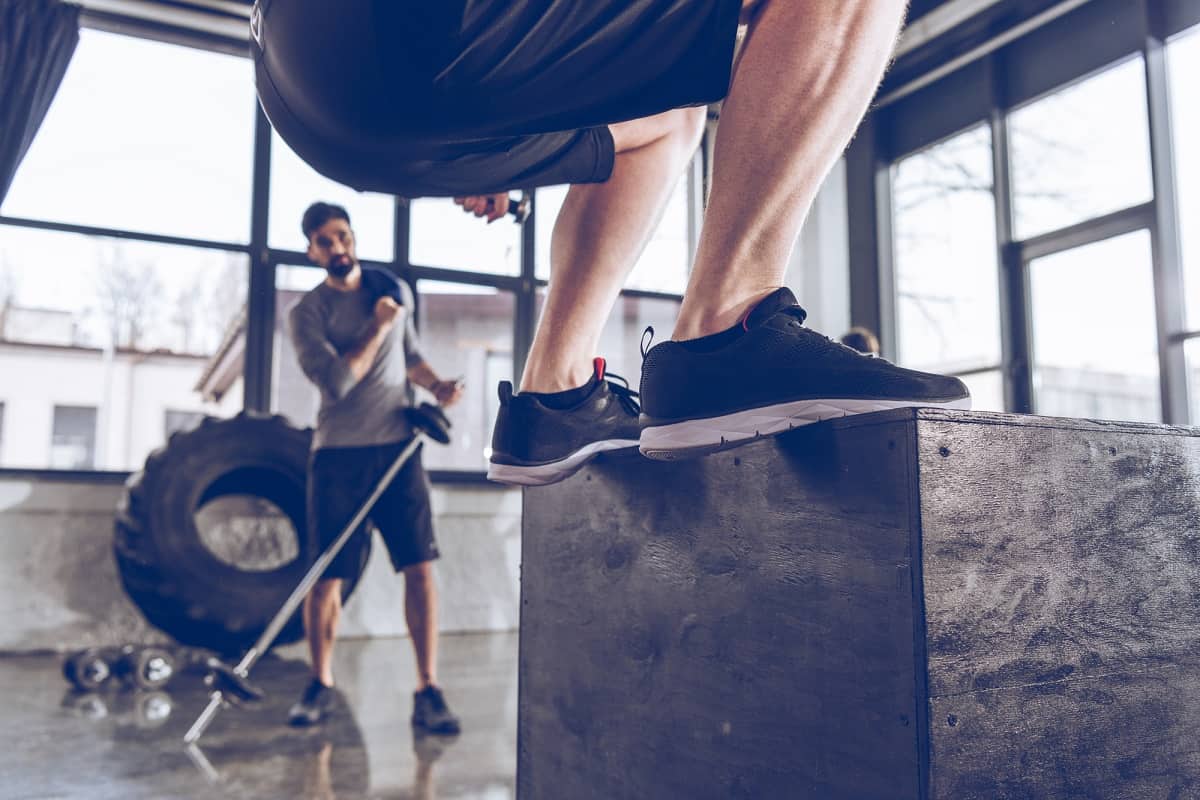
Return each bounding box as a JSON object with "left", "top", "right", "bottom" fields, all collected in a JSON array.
[
  {"left": 604, "top": 371, "right": 641, "bottom": 416},
  {"left": 781, "top": 309, "right": 885, "bottom": 360}
]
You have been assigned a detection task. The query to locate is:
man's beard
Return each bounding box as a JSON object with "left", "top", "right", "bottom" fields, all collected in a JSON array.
[{"left": 326, "top": 256, "right": 354, "bottom": 278}]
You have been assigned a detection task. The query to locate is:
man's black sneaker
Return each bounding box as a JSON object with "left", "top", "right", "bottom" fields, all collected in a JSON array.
[
  {"left": 411, "top": 685, "right": 461, "bottom": 735},
  {"left": 487, "top": 358, "right": 642, "bottom": 486},
  {"left": 639, "top": 287, "right": 971, "bottom": 460},
  {"left": 288, "top": 678, "right": 335, "bottom": 727}
]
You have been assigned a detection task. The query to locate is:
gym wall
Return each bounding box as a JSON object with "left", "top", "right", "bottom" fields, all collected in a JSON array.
[{"left": 0, "top": 476, "right": 520, "bottom": 652}]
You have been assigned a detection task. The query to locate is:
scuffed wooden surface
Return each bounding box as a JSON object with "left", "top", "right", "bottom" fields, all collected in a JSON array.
[
  {"left": 929, "top": 665, "right": 1200, "bottom": 799},
  {"left": 519, "top": 407, "right": 1200, "bottom": 799},
  {"left": 916, "top": 412, "right": 1200, "bottom": 798},
  {"left": 520, "top": 420, "right": 923, "bottom": 800},
  {"left": 917, "top": 416, "right": 1200, "bottom": 698}
]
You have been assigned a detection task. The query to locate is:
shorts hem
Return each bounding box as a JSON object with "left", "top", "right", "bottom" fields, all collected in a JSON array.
[
  {"left": 590, "top": 126, "right": 616, "bottom": 183},
  {"left": 388, "top": 552, "right": 440, "bottom": 573}
]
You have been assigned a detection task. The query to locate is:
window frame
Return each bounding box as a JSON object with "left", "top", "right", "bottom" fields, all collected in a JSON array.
[
  {"left": 0, "top": 13, "right": 707, "bottom": 482},
  {"left": 849, "top": 0, "right": 1194, "bottom": 424}
]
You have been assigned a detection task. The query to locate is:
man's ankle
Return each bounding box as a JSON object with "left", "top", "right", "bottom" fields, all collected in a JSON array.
[
  {"left": 519, "top": 362, "right": 594, "bottom": 394},
  {"left": 673, "top": 286, "right": 784, "bottom": 342}
]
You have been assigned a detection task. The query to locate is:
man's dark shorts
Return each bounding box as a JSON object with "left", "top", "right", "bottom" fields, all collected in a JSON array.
[
  {"left": 307, "top": 440, "right": 438, "bottom": 580},
  {"left": 253, "top": 0, "right": 743, "bottom": 196}
]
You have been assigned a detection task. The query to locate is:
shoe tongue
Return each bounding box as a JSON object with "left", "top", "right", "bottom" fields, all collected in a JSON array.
[
  {"left": 592, "top": 357, "right": 606, "bottom": 382},
  {"left": 742, "top": 287, "right": 804, "bottom": 330}
]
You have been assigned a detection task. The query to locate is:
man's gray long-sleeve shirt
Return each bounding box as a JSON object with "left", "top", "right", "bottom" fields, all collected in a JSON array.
[{"left": 288, "top": 275, "right": 423, "bottom": 451}]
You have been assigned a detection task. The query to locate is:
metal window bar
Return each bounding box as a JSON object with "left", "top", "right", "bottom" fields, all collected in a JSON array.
[
  {"left": 243, "top": 103, "right": 274, "bottom": 413},
  {"left": 1143, "top": 0, "right": 1190, "bottom": 424}
]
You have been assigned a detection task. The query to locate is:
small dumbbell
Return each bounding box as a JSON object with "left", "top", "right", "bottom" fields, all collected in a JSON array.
[
  {"left": 113, "top": 645, "right": 176, "bottom": 690},
  {"left": 62, "top": 648, "right": 115, "bottom": 692}
]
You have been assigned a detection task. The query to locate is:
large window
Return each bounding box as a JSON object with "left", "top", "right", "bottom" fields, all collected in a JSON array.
[
  {"left": 0, "top": 226, "right": 246, "bottom": 470},
  {"left": 1171, "top": 28, "right": 1200, "bottom": 420},
  {"left": 2, "top": 30, "right": 255, "bottom": 243},
  {"left": 534, "top": 290, "right": 680, "bottom": 383},
  {"left": 878, "top": 15, "right": 1198, "bottom": 424},
  {"left": 416, "top": 282, "right": 515, "bottom": 472},
  {"left": 890, "top": 125, "right": 1003, "bottom": 409},
  {"left": 1170, "top": 29, "right": 1200, "bottom": 327},
  {"left": 269, "top": 132, "right": 396, "bottom": 262},
  {"left": 272, "top": 265, "right": 327, "bottom": 428},
  {"left": 0, "top": 28, "right": 252, "bottom": 474},
  {"left": 534, "top": 176, "right": 692, "bottom": 294},
  {"left": 1009, "top": 57, "right": 1153, "bottom": 240},
  {"left": 1011, "top": 57, "right": 1162, "bottom": 422},
  {"left": 1029, "top": 231, "right": 1160, "bottom": 422},
  {"left": 271, "top": 269, "right": 518, "bottom": 474},
  {"left": 410, "top": 199, "right": 522, "bottom": 276},
  {"left": 1, "top": 19, "right": 703, "bottom": 478}
]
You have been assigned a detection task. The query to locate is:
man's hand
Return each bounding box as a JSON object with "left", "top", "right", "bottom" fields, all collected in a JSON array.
[
  {"left": 431, "top": 378, "right": 464, "bottom": 408},
  {"left": 374, "top": 296, "right": 403, "bottom": 328},
  {"left": 454, "top": 193, "right": 510, "bottom": 223}
]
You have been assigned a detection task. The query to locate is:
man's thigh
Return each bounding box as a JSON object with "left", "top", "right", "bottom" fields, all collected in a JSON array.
[
  {"left": 370, "top": 444, "right": 440, "bottom": 573},
  {"left": 307, "top": 446, "right": 378, "bottom": 581}
]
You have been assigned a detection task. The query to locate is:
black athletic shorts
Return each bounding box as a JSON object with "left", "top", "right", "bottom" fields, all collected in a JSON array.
[
  {"left": 253, "top": 0, "right": 742, "bottom": 196},
  {"left": 307, "top": 440, "right": 438, "bottom": 580}
]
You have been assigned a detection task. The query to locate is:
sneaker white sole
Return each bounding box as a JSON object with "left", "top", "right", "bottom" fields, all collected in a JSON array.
[
  {"left": 486, "top": 438, "right": 641, "bottom": 486},
  {"left": 639, "top": 396, "right": 972, "bottom": 461}
]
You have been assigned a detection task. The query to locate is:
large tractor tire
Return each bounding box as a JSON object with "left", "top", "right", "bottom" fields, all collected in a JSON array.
[{"left": 113, "top": 413, "right": 370, "bottom": 654}]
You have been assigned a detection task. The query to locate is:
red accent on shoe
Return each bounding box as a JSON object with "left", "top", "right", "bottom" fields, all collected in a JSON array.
[{"left": 593, "top": 357, "right": 606, "bottom": 381}]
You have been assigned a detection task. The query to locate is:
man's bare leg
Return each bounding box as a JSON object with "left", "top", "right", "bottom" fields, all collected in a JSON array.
[
  {"left": 304, "top": 578, "right": 342, "bottom": 686},
  {"left": 520, "top": 107, "right": 706, "bottom": 393},
  {"left": 630, "top": 0, "right": 968, "bottom": 461},
  {"left": 405, "top": 561, "right": 461, "bottom": 734},
  {"left": 673, "top": 0, "right": 908, "bottom": 340},
  {"left": 403, "top": 561, "right": 438, "bottom": 691},
  {"left": 481, "top": 0, "right": 937, "bottom": 482},
  {"left": 521, "top": 0, "right": 905, "bottom": 386},
  {"left": 289, "top": 578, "right": 343, "bottom": 724}
]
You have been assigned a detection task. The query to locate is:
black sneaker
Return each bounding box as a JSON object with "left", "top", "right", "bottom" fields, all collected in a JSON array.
[
  {"left": 639, "top": 287, "right": 971, "bottom": 460},
  {"left": 487, "top": 358, "right": 642, "bottom": 486},
  {"left": 288, "top": 678, "right": 335, "bottom": 727},
  {"left": 411, "top": 685, "right": 461, "bottom": 735}
]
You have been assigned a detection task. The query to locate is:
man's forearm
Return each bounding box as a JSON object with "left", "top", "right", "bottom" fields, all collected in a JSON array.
[
  {"left": 346, "top": 319, "right": 392, "bottom": 380},
  {"left": 407, "top": 359, "right": 441, "bottom": 391}
]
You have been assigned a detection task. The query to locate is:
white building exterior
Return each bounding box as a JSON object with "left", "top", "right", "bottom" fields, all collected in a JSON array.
[{"left": 0, "top": 315, "right": 239, "bottom": 472}]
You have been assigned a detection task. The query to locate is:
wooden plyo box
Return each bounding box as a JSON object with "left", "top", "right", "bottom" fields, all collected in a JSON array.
[{"left": 518, "top": 409, "right": 1200, "bottom": 799}]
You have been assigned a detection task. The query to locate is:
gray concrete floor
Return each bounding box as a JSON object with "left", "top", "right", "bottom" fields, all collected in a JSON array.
[{"left": 1, "top": 632, "right": 517, "bottom": 799}]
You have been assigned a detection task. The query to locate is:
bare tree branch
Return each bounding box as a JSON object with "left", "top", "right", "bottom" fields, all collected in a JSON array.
[{"left": 95, "top": 242, "right": 165, "bottom": 350}]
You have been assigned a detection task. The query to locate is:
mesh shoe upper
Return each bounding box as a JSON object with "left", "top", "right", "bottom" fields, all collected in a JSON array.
[
  {"left": 640, "top": 288, "right": 969, "bottom": 424},
  {"left": 490, "top": 362, "right": 643, "bottom": 466}
]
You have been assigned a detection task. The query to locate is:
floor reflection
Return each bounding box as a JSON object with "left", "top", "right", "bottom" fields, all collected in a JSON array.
[{"left": 2, "top": 632, "right": 517, "bottom": 799}]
